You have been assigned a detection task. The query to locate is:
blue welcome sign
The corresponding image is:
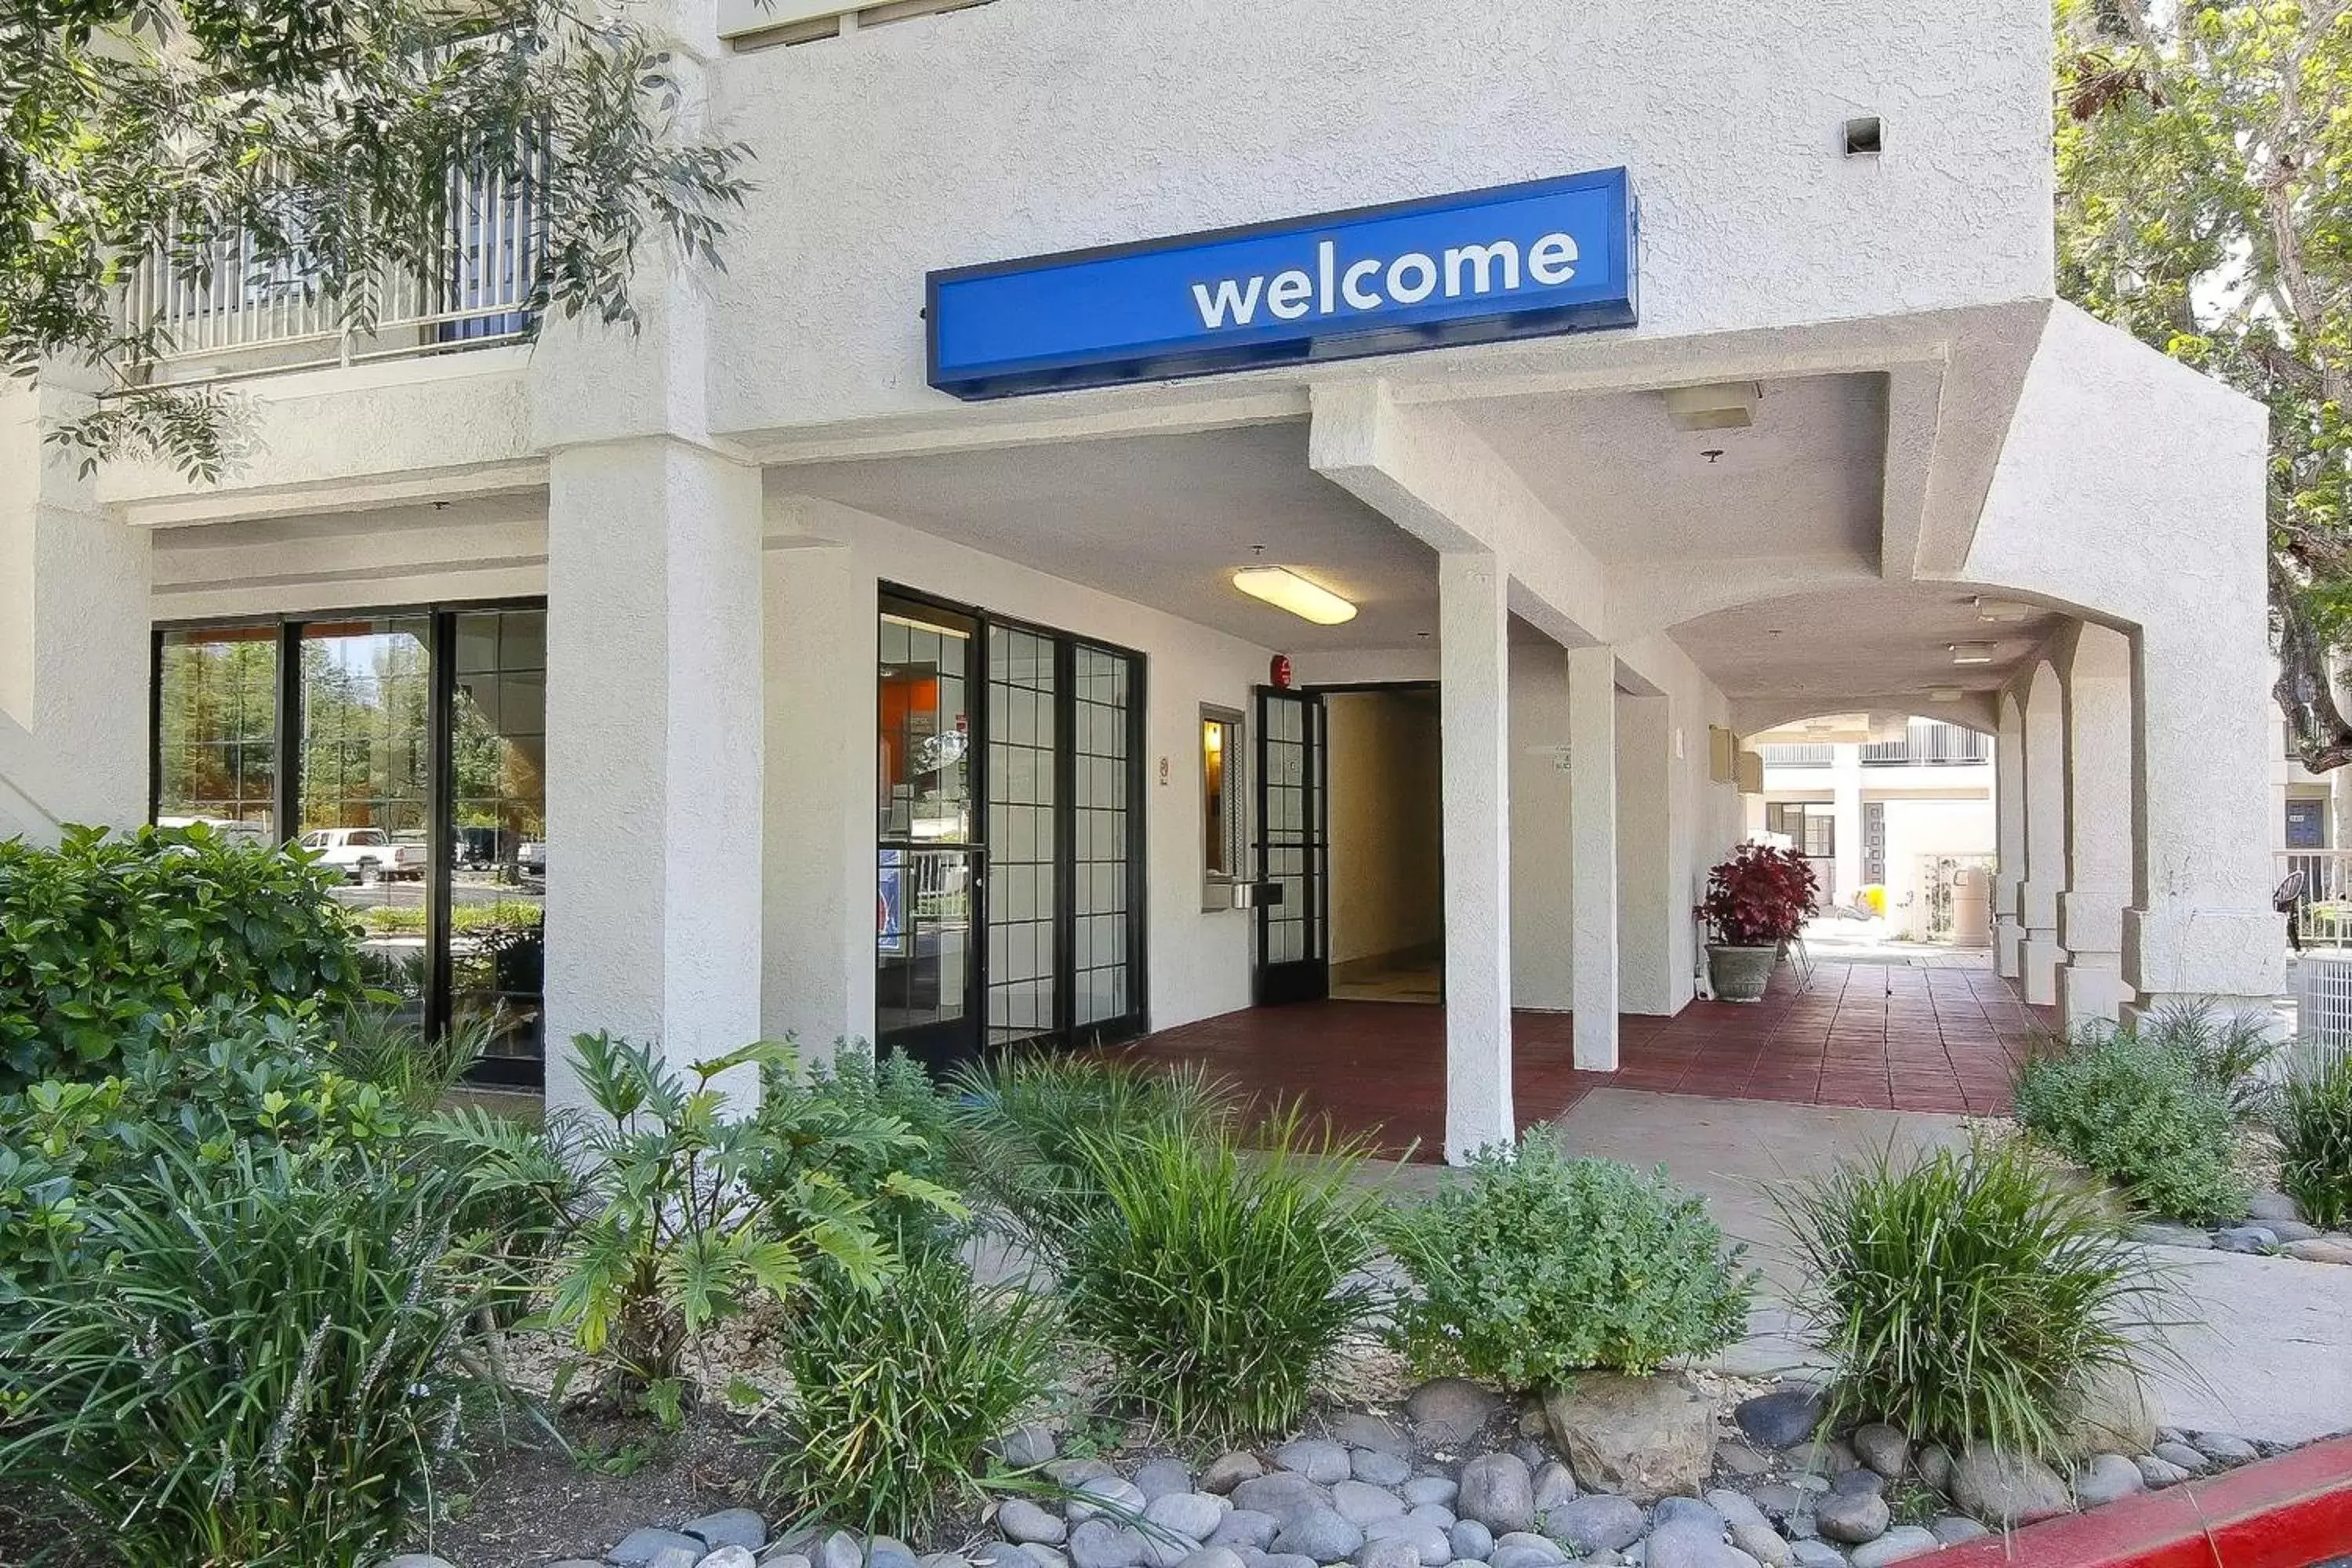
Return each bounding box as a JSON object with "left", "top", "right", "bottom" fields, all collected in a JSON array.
[{"left": 927, "top": 168, "right": 1638, "bottom": 400}]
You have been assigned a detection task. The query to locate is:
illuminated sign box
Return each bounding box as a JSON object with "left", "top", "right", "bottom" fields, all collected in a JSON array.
[{"left": 927, "top": 167, "right": 1637, "bottom": 401}]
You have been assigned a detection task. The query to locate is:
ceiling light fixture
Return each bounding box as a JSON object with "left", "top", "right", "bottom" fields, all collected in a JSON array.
[
  {"left": 1662, "top": 382, "right": 1762, "bottom": 431},
  {"left": 1972, "top": 596, "right": 2031, "bottom": 623},
  {"left": 1923, "top": 685, "right": 1965, "bottom": 703},
  {"left": 1233, "top": 566, "right": 1357, "bottom": 626},
  {"left": 1948, "top": 642, "right": 1998, "bottom": 666}
]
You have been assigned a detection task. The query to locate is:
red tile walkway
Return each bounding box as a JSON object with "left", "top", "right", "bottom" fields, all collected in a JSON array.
[{"left": 1123, "top": 960, "right": 2050, "bottom": 1161}]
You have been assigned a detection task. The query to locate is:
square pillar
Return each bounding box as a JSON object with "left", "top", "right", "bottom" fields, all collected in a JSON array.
[
  {"left": 762, "top": 535, "right": 875, "bottom": 1057},
  {"left": 1993, "top": 694, "right": 2026, "bottom": 978},
  {"left": 0, "top": 379, "right": 150, "bottom": 840},
  {"left": 1828, "top": 743, "right": 1864, "bottom": 907},
  {"left": 1439, "top": 552, "right": 1513, "bottom": 1162},
  {"left": 545, "top": 436, "right": 767, "bottom": 1109},
  {"left": 2123, "top": 619, "right": 2285, "bottom": 1019},
  {"left": 1614, "top": 691, "right": 1678, "bottom": 1014},
  {"left": 2059, "top": 623, "right": 2134, "bottom": 1028},
  {"left": 1568, "top": 644, "right": 1619, "bottom": 1070}
]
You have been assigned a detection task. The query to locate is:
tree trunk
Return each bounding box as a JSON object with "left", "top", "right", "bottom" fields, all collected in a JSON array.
[{"left": 2274, "top": 573, "right": 2352, "bottom": 771}]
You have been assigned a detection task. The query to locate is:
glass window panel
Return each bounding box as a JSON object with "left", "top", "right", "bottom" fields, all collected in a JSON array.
[
  {"left": 156, "top": 625, "right": 280, "bottom": 840},
  {"left": 447, "top": 609, "right": 548, "bottom": 1067},
  {"left": 296, "top": 618, "right": 433, "bottom": 1022}
]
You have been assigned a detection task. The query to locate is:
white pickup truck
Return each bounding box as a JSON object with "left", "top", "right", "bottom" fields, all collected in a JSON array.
[{"left": 297, "top": 826, "right": 428, "bottom": 884}]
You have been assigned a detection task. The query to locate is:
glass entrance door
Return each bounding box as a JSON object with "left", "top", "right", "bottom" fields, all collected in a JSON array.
[
  {"left": 877, "top": 597, "right": 982, "bottom": 1065},
  {"left": 873, "top": 591, "right": 1145, "bottom": 1068},
  {"left": 1254, "top": 687, "right": 1330, "bottom": 1005}
]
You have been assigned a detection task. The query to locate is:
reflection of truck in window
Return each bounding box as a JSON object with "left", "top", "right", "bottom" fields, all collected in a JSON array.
[{"left": 298, "top": 827, "right": 427, "bottom": 883}]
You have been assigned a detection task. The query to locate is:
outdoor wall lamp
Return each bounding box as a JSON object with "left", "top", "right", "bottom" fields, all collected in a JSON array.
[{"left": 1233, "top": 566, "right": 1358, "bottom": 626}]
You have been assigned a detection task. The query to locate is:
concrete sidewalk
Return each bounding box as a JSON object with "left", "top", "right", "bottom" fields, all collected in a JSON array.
[{"left": 1548, "top": 1087, "right": 2352, "bottom": 1446}]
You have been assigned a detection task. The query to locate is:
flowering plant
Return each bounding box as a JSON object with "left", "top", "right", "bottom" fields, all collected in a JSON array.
[{"left": 1699, "top": 843, "right": 1820, "bottom": 946}]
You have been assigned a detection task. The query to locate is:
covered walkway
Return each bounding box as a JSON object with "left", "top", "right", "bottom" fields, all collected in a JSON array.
[{"left": 1123, "top": 958, "right": 2045, "bottom": 1160}]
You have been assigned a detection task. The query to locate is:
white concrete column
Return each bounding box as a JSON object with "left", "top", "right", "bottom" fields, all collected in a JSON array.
[
  {"left": 1992, "top": 692, "right": 2026, "bottom": 978},
  {"left": 2017, "top": 662, "right": 2067, "bottom": 1006},
  {"left": 544, "top": 436, "right": 767, "bottom": 1109},
  {"left": 1614, "top": 691, "right": 1677, "bottom": 1014},
  {"left": 762, "top": 534, "right": 875, "bottom": 1058},
  {"left": 2124, "top": 619, "right": 2285, "bottom": 1020},
  {"left": 1439, "top": 553, "right": 1514, "bottom": 1162},
  {"left": 2058, "top": 623, "right": 2133, "bottom": 1027},
  {"left": 1828, "top": 742, "right": 1864, "bottom": 906},
  {"left": 1568, "top": 644, "right": 1619, "bottom": 1070},
  {"left": 0, "top": 379, "right": 151, "bottom": 840}
]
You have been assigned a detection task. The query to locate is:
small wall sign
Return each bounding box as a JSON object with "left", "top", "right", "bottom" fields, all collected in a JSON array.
[
  {"left": 1269, "top": 654, "right": 1294, "bottom": 690},
  {"left": 927, "top": 168, "right": 1638, "bottom": 400}
]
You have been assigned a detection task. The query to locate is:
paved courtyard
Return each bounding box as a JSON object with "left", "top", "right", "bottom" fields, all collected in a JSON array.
[{"left": 1127, "top": 956, "right": 2042, "bottom": 1159}]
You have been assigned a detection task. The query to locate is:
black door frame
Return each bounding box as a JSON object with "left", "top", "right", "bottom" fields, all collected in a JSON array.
[
  {"left": 874, "top": 585, "right": 1151, "bottom": 1069},
  {"left": 1252, "top": 684, "right": 1330, "bottom": 1006},
  {"left": 151, "top": 597, "right": 550, "bottom": 1088}
]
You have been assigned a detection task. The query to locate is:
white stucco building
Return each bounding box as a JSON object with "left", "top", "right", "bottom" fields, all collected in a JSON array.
[{"left": 0, "top": 0, "right": 2285, "bottom": 1157}]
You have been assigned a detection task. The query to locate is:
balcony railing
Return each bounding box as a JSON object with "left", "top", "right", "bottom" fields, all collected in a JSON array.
[
  {"left": 1864, "top": 722, "right": 1992, "bottom": 765},
  {"left": 1758, "top": 743, "right": 1834, "bottom": 767},
  {"left": 2279, "top": 849, "right": 2352, "bottom": 948},
  {"left": 118, "top": 161, "right": 544, "bottom": 385}
]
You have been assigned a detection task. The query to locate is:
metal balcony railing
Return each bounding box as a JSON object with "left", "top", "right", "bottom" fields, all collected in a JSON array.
[
  {"left": 1863, "top": 721, "right": 1992, "bottom": 766},
  {"left": 2281, "top": 849, "right": 2352, "bottom": 948},
  {"left": 118, "top": 159, "right": 544, "bottom": 384},
  {"left": 1758, "top": 743, "right": 1835, "bottom": 767}
]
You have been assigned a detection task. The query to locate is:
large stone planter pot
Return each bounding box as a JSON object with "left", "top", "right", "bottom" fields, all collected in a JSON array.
[{"left": 1707, "top": 943, "right": 1778, "bottom": 1002}]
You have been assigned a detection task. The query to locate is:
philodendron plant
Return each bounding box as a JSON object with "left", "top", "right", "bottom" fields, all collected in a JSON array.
[{"left": 437, "top": 1033, "right": 963, "bottom": 1421}]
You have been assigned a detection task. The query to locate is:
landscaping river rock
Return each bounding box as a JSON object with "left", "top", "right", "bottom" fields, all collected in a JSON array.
[{"left": 392, "top": 1378, "right": 2288, "bottom": 1568}]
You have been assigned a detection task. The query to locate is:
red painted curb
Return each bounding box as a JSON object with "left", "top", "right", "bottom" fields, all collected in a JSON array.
[{"left": 1933, "top": 1436, "right": 2352, "bottom": 1567}]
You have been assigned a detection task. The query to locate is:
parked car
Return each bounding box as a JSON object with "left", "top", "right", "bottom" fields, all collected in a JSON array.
[
  {"left": 297, "top": 826, "right": 426, "bottom": 884},
  {"left": 518, "top": 840, "right": 546, "bottom": 881},
  {"left": 154, "top": 814, "right": 270, "bottom": 848}
]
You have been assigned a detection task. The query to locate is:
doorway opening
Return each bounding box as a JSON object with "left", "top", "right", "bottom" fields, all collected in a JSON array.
[{"left": 1323, "top": 684, "right": 1443, "bottom": 1004}]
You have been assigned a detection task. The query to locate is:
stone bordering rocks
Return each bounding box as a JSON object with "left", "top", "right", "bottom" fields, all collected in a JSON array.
[
  {"left": 2129, "top": 1189, "right": 2352, "bottom": 1264},
  {"left": 382, "top": 1374, "right": 2293, "bottom": 1568}
]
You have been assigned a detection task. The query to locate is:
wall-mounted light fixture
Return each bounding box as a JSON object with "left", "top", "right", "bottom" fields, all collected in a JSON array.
[
  {"left": 1663, "top": 381, "right": 1761, "bottom": 431},
  {"left": 1233, "top": 566, "right": 1357, "bottom": 626}
]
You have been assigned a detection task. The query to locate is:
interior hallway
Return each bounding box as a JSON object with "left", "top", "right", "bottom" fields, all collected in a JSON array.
[{"left": 1122, "top": 957, "right": 2045, "bottom": 1160}]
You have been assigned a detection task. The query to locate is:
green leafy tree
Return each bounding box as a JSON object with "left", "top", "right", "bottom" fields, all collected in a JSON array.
[
  {"left": 2056, "top": 0, "right": 2352, "bottom": 767},
  {"left": 4, "top": 0, "right": 749, "bottom": 479}
]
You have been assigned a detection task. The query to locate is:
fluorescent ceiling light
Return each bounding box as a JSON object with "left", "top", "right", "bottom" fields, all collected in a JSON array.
[
  {"left": 1662, "top": 381, "right": 1761, "bottom": 431},
  {"left": 1948, "top": 642, "right": 1998, "bottom": 666},
  {"left": 1923, "top": 686, "right": 1965, "bottom": 703},
  {"left": 1972, "top": 596, "right": 2031, "bottom": 623},
  {"left": 1233, "top": 566, "right": 1357, "bottom": 626}
]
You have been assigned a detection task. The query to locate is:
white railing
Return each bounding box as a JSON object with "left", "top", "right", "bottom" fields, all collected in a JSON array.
[
  {"left": 118, "top": 160, "right": 543, "bottom": 384},
  {"left": 2279, "top": 848, "right": 2352, "bottom": 948}
]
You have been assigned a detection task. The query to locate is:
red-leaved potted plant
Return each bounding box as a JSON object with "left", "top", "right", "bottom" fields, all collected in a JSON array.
[{"left": 1697, "top": 843, "right": 1820, "bottom": 1002}]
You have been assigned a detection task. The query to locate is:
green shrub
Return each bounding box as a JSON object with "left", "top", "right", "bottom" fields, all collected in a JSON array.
[
  {"left": 2278, "top": 1045, "right": 2352, "bottom": 1230},
  {"left": 2013, "top": 1026, "right": 2250, "bottom": 1223},
  {"left": 1383, "top": 1129, "right": 1751, "bottom": 1388},
  {"left": 1058, "top": 1105, "right": 1385, "bottom": 1438},
  {"left": 947, "top": 1051, "right": 1226, "bottom": 1250},
  {"left": 0, "top": 822, "right": 370, "bottom": 1090},
  {"left": 1770, "top": 1136, "right": 2167, "bottom": 1463},
  {"left": 2135, "top": 1004, "right": 2281, "bottom": 1119},
  {"left": 0, "top": 1143, "right": 512, "bottom": 1568},
  {"left": 0, "top": 1007, "right": 409, "bottom": 1301},
  {"left": 761, "top": 1247, "right": 1058, "bottom": 1536},
  {"left": 753, "top": 1043, "right": 963, "bottom": 1255},
  {"left": 433, "top": 1033, "right": 959, "bottom": 1420}
]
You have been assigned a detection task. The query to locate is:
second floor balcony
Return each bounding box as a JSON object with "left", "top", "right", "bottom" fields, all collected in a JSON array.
[
  {"left": 1759, "top": 720, "right": 1992, "bottom": 768},
  {"left": 118, "top": 162, "right": 543, "bottom": 386}
]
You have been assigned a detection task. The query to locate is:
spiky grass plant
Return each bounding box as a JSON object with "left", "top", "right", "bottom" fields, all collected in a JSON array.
[
  {"left": 1771, "top": 1136, "right": 2170, "bottom": 1464},
  {"left": 761, "top": 1247, "right": 1060, "bottom": 1537},
  {"left": 1057, "top": 1103, "right": 1387, "bottom": 1439},
  {"left": 2278, "top": 1044, "right": 2352, "bottom": 1230},
  {"left": 2013, "top": 1023, "right": 2252, "bottom": 1223},
  {"left": 0, "top": 1144, "right": 510, "bottom": 1568},
  {"left": 946, "top": 1050, "right": 1229, "bottom": 1253}
]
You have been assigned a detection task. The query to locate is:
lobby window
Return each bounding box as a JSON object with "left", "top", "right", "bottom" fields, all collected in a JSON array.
[
  {"left": 155, "top": 625, "right": 281, "bottom": 840},
  {"left": 1766, "top": 801, "right": 1836, "bottom": 859},
  {"left": 1202, "top": 706, "right": 1244, "bottom": 899}
]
